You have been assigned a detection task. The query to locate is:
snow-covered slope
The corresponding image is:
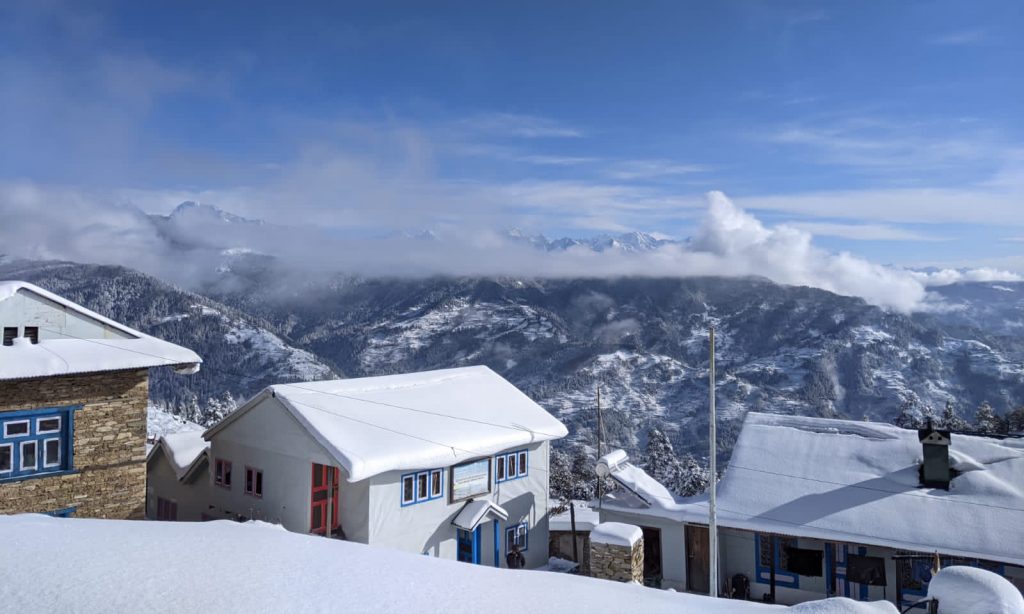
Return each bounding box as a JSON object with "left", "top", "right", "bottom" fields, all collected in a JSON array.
[{"left": 0, "top": 515, "right": 899, "bottom": 613}]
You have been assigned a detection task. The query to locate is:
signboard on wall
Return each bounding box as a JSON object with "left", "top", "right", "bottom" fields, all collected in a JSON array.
[{"left": 450, "top": 458, "right": 491, "bottom": 502}]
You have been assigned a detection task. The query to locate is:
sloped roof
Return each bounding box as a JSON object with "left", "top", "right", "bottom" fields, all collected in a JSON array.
[
  {"left": 717, "top": 413, "right": 1024, "bottom": 565},
  {"left": 600, "top": 414, "right": 1024, "bottom": 566},
  {"left": 147, "top": 430, "right": 210, "bottom": 481},
  {"left": 0, "top": 281, "right": 202, "bottom": 380},
  {"left": 205, "top": 366, "right": 568, "bottom": 482}
]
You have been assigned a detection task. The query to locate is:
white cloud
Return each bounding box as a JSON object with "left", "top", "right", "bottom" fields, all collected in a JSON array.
[
  {"left": 455, "top": 112, "right": 583, "bottom": 138},
  {"left": 605, "top": 159, "right": 710, "bottom": 181},
  {"left": 785, "top": 222, "right": 943, "bottom": 242},
  {"left": 929, "top": 29, "right": 991, "bottom": 46}
]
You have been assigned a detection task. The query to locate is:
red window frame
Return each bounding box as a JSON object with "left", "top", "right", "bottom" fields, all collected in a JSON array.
[
  {"left": 156, "top": 497, "right": 178, "bottom": 521},
  {"left": 245, "top": 466, "right": 264, "bottom": 498},
  {"left": 310, "top": 463, "right": 339, "bottom": 535},
  {"left": 214, "top": 458, "right": 232, "bottom": 488}
]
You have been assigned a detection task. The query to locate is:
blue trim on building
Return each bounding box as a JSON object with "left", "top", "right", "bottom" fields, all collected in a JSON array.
[
  {"left": 858, "top": 547, "right": 868, "bottom": 601},
  {"left": 492, "top": 519, "right": 500, "bottom": 568},
  {"left": 0, "top": 405, "right": 78, "bottom": 482},
  {"left": 399, "top": 468, "right": 444, "bottom": 507},
  {"left": 46, "top": 506, "right": 77, "bottom": 518},
  {"left": 824, "top": 542, "right": 835, "bottom": 596},
  {"left": 753, "top": 533, "right": 799, "bottom": 588},
  {"left": 495, "top": 449, "right": 529, "bottom": 484}
]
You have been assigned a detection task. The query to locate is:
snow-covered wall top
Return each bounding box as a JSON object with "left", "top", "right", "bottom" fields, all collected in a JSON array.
[
  {"left": 149, "top": 430, "right": 209, "bottom": 480},
  {"left": 926, "top": 566, "right": 1024, "bottom": 614},
  {"left": 0, "top": 280, "right": 202, "bottom": 380},
  {"left": 206, "top": 365, "right": 568, "bottom": 482},
  {"left": 590, "top": 522, "right": 643, "bottom": 547},
  {"left": 715, "top": 413, "right": 1024, "bottom": 566}
]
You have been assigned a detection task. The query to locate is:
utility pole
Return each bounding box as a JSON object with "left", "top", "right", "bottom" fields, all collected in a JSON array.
[
  {"left": 709, "top": 327, "right": 719, "bottom": 598},
  {"left": 596, "top": 384, "right": 604, "bottom": 511}
]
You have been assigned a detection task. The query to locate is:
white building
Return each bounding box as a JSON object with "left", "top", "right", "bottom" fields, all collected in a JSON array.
[
  {"left": 147, "top": 365, "right": 568, "bottom": 568},
  {"left": 598, "top": 412, "right": 1024, "bottom": 608}
]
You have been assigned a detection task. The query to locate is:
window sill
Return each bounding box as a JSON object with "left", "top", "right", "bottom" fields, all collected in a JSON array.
[{"left": 0, "top": 468, "right": 79, "bottom": 484}]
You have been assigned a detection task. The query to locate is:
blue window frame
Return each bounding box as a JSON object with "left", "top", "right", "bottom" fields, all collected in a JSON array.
[
  {"left": 400, "top": 468, "right": 444, "bottom": 506},
  {"left": 505, "top": 522, "right": 528, "bottom": 553},
  {"left": 46, "top": 506, "right": 77, "bottom": 518},
  {"left": 495, "top": 449, "right": 528, "bottom": 483},
  {"left": 0, "top": 406, "right": 78, "bottom": 482},
  {"left": 754, "top": 533, "right": 800, "bottom": 589}
]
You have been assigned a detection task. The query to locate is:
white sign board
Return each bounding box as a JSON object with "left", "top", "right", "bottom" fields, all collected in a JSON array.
[{"left": 451, "top": 458, "right": 491, "bottom": 502}]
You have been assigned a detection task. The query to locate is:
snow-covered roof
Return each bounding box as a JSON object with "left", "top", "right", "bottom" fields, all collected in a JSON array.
[
  {"left": 147, "top": 430, "right": 209, "bottom": 481},
  {"left": 205, "top": 366, "right": 568, "bottom": 482},
  {"left": 716, "top": 413, "right": 1024, "bottom": 566},
  {"left": 452, "top": 499, "right": 509, "bottom": 531},
  {"left": 549, "top": 500, "right": 600, "bottom": 532},
  {"left": 0, "top": 514, "right": 802, "bottom": 613},
  {"left": 590, "top": 522, "right": 643, "bottom": 547},
  {"left": 0, "top": 281, "right": 202, "bottom": 380}
]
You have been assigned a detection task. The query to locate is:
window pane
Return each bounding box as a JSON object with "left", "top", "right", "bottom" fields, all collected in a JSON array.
[
  {"left": 431, "top": 470, "right": 442, "bottom": 497},
  {"left": 507, "top": 454, "right": 517, "bottom": 477},
  {"left": 38, "top": 417, "right": 61, "bottom": 433},
  {"left": 417, "top": 473, "right": 428, "bottom": 500},
  {"left": 255, "top": 471, "right": 263, "bottom": 496},
  {"left": 518, "top": 452, "right": 527, "bottom": 475},
  {"left": 312, "top": 506, "right": 322, "bottom": 529},
  {"left": 403, "top": 476, "right": 414, "bottom": 503},
  {"left": 21, "top": 441, "right": 37, "bottom": 470},
  {"left": 224, "top": 463, "right": 232, "bottom": 486},
  {"left": 496, "top": 456, "right": 506, "bottom": 480},
  {"left": 44, "top": 439, "right": 60, "bottom": 467},
  {"left": 4, "top": 421, "right": 28, "bottom": 437},
  {"left": 313, "top": 465, "right": 324, "bottom": 487},
  {"left": 246, "top": 469, "right": 254, "bottom": 493},
  {"left": 0, "top": 444, "right": 10, "bottom": 472}
]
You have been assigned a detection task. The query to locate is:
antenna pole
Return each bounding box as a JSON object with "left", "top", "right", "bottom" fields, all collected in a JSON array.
[
  {"left": 596, "top": 384, "right": 604, "bottom": 511},
  {"left": 709, "top": 326, "right": 719, "bottom": 598}
]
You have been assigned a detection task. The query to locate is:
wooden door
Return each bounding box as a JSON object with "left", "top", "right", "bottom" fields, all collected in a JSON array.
[
  {"left": 686, "top": 524, "right": 710, "bottom": 593},
  {"left": 311, "top": 463, "right": 339, "bottom": 535}
]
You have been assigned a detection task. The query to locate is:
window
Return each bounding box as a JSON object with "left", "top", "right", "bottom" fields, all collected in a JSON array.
[
  {"left": 214, "top": 459, "right": 232, "bottom": 488},
  {"left": 506, "top": 522, "right": 528, "bottom": 553},
  {"left": 402, "top": 474, "right": 416, "bottom": 505},
  {"left": 429, "top": 469, "right": 442, "bottom": 498},
  {"left": 24, "top": 327, "right": 38, "bottom": 344},
  {"left": 4, "top": 421, "right": 28, "bottom": 438},
  {"left": 400, "top": 468, "right": 443, "bottom": 506},
  {"left": 0, "top": 407, "right": 75, "bottom": 481},
  {"left": 156, "top": 497, "right": 178, "bottom": 521},
  {"left": 495, "top": 449, "right": 528, "bottom": 483},
  {"left": 2, "top": 327, "right": 15, "bottom": 346},
  {"left": 245, "top": 467, "right": 263, "bottom": 497}
]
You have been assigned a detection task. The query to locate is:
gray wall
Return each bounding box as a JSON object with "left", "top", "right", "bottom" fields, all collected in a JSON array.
[
  {"left": 0, "top": 289, "right": 133, "bottom": 341},
  {"left": 145, "top": 448, "right": 211, "bottom": 521}
]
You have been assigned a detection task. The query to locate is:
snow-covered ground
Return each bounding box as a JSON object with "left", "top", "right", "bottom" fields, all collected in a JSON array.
[{"left": 0, "top": 515, "right": 907, "bottom": 613}]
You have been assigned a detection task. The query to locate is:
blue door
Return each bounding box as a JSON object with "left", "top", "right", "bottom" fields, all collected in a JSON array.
[{"left": 457, "top": 527, "right": 481, "bottom": 564}]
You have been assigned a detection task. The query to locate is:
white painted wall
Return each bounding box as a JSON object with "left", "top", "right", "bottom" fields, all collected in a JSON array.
[
  {"left": 145, "top": 448, "right": 211, "bottom": 521},
  {"left": 367, "top": 440, "right": 552, "bottom": 569},
  {"left": 599, "top": 508, "right": 688, "bottom": 590},
  {"left": 0, "top": 290, "right": 132, "bottom": 341}
]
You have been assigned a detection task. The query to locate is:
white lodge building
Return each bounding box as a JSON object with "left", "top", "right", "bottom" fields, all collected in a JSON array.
[
  {"left": 147, "top": 366, "right": 568, "bottom": 568},
  {"left": 598, "top": 413, "right": 1024, "bottom": 609}
]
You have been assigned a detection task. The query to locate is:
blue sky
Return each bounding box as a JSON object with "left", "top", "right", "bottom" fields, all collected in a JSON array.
[{"left": 1, "top": 0, "right": 1023, "bottom": 272}]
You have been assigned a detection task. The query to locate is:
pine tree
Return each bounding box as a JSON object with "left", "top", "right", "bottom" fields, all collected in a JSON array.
[
  {"left": 893, "top": 398, "right": 924, "bottom": 429},
  {"left": 974, "top": 402, "right": 1006, "bottom": 436},
  {"left": 1006, "top": 406, "right": 1024, "bottom": 434},
  {"left": 640, "top": 428, "right": 710, "bottom": 498},
  {"left": 940, "top": 400, "right": 968, "bottom": 433}
]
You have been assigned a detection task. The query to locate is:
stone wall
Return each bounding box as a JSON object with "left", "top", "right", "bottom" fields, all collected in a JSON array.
[
  {"left": 0, "top": 369, "right": 149, "bottom": 519},
  {"left": 590, "top": 537, "right": 644, "bottom": 584}
]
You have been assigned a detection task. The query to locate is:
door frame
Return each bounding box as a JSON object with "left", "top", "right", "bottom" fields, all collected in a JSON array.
[{"left": 310, "top": 463, "right": 339, "bottom": 535}]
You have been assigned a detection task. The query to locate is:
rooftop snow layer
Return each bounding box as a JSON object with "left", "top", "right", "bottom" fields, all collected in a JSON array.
[
  {"left": 0, "top": 281, "right": 202, "bottom": 380},
  {"left": 715, "top": 413, "right": 1024, "bottom": 566},
  {"left": 0, "top": 514, "right": 793, "bottom": 614},
  {"left": 149, "top": 430, "right": 209, "bottom": 480},
  {"left": 209, "top": 366, "right": 568, "bottom": 482},
  {"left": 590, "top": 522, "right": 643, "bottom": 547}
]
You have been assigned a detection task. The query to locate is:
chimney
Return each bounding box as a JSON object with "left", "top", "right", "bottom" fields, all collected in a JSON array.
[{"left": 918, "top": 419, "right": 952, "bottom": 489}]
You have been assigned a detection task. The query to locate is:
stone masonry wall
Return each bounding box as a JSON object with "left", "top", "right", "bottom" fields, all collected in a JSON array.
[
  {"left": 0, "top": 370, "right": 148, "bottom": 519},
  {"left": 590, "top": 537, "right": 644, "bottom": 584}
]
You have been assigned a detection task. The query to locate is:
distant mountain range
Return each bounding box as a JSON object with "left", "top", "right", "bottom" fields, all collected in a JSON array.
[{"left": 3, "top": 258, "right": 1021, "bottom": 465}]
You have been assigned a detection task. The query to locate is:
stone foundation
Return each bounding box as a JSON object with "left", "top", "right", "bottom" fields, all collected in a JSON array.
[
  {"left": 0, "top": 369, "right": 149, "bottom": 519},
  {"left": 590, "top": 537, "right": 644, "bottom": 583}
]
